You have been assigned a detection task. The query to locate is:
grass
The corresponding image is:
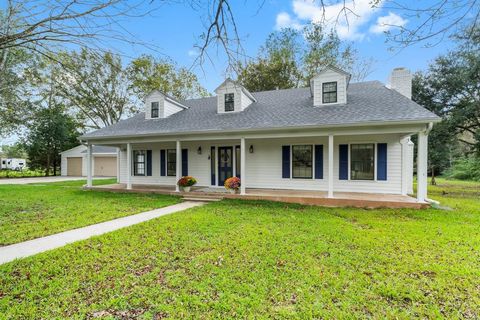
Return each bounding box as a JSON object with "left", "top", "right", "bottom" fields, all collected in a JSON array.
[
  {"left": 0, "top": 179, "right": 180, "bottom": 245},
  {"left": 0, "top": 178, "right": 479, "bottom": 318}
]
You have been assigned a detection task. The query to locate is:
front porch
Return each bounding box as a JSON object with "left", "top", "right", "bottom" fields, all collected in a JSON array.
[{"left": 85, "top": 183, "right": 428, "bottom": 209}]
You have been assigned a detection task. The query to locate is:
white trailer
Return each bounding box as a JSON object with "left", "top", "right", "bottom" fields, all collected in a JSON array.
[{"left": 0, "top": 158, "right": 27, "bottom": 170}]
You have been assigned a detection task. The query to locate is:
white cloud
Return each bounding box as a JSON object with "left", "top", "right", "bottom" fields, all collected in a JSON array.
[
  {"left": 276, "top": 0, "right": 383, "bottom": 40},
  {"left": 370, "top": 12, "right": 407, "bottom": 34},
  {"left": 275, "top": 12, "right": 303, "bottom": 30},
  {"left": 187, "top": 49, "right": 198, "bottom": 57}
]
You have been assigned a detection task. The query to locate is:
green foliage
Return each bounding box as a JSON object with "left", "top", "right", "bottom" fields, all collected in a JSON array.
[
  {"left": 0, "top": 143, "right": 27, "bottom": 158},
  {"left": 53, "top": 48, "right": 136, "bottom": 129},
  {"left": 444, "top": 156, "right": 480, "bottom": 181},
  {"left": 127, "top": 55, "right": 209, "bottom": 100},
  {"left": 0, "top": 169, "right": 45, "bottom": 179},
  {"left": 22, "top": 104, "right": 80, "bottom": 176},
  {"left": 414, "top": 25, "right": 480, "bottom": 155},
  {"left": 1, "top": 180, "right": 479, "bottom": 318},
  {"left": 0, "top": 179, "right": 180, "bottom": 245},
  {"left": 237, "top": 23, "right": 369, "bottom": 92}
]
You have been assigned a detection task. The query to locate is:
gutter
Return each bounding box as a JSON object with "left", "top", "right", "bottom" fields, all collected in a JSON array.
[{"left": 79, "top": 118, "right": 441, "bottom": 141}]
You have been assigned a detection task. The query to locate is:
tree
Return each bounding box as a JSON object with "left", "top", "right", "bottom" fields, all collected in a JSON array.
[
  {"left": 127, "top": 56, "right": 209, "bottom": 100},
  {"left": 414, "top": 26, "right": 480, "bottom": 155},
  {"left": 0, "top": 143, "right": 27, "bottom": 158},
  {"left": 237, "top": 24, "right": 370, "bottom": 92},
  {"left": 53, "top": 49, "right": 136, "bottom": 129},
  {"left": 23, "top": 105, "right": 80, "bottom": 176}
]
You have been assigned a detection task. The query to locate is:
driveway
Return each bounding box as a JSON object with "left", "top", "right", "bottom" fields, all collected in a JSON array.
[{"left": 0, "top": 176, "right": 113, "bottom": 185}]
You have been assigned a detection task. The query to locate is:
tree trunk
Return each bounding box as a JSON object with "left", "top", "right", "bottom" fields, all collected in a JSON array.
[
  {"left": 431, "top": 166, "right": 436, "bottom": 185},
  {"left": 45, "top": 153, "right": 50, "bottom": 176},
  {"left": 53, "top": 157, "right": 57, "bottom": 176}
]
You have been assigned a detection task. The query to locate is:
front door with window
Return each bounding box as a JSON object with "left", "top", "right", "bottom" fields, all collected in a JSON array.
[{"left": 218, "top": 146, "right": 233, "bottom": 186}]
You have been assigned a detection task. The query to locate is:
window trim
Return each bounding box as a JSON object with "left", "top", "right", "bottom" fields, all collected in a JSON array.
[
  {"left": 166, "top": 149, "right": 176, "bottom": 176},
  {"left": 291, "top": 145, "right": 313, "bottom": 179},
  {"left": 322, "top": 81, "right": 338, "bottom": 104},
  {"left": 151, "top": 101, "right": 159, "bottom": 118},
  {"left": 133, "top": 150, "right": 146, "bottom": 176},
  {"left": 224, "top": 93, "right": 234, "bottom": 112},
  {"left": 349, "top": 143, "right": 375, "bottom": 181}
]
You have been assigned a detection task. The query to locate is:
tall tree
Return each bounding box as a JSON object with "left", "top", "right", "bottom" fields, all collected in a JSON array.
[
  {"left": 414, "top": 26, "right": 480, "bottom": 155},
  {"left": 127, "top": 56, "right": 209, "bottom": 100},
  {"left": 237, "top": 24, "right": 370, "bottom": 92},
  {"left": 54, "top": 49, "right": 135, "bottom": 129},
  {"left": 23, "top": 105, "right": 79, "bottom": 176}
]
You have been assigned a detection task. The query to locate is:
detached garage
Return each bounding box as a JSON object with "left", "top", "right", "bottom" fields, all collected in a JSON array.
[{"left": 61, "top": 145, "right": 118, "bottom": 177}]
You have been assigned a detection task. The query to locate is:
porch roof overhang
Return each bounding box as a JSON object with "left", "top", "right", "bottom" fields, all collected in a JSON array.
[{"left": 79, "top": 119, "right": 438, "bottom": 145}]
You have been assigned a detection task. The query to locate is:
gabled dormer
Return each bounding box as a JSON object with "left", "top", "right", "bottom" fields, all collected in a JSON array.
[
  {"left": 310, "top": 65, "right": 351, "bottom": 106},
  {"left": 214, "top": 78, "right": 256, "bottom": 113},
  {"left": 145, "top": 90, "right": 188, "bottom": 120}
]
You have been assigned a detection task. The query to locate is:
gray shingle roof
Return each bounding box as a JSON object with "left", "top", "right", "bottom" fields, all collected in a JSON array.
[
  {"left": 81, "top": 81, "right": 440, "bottom": 139},
  {"left": 81, "top": 146, "right": 117, "bottom": 153}
]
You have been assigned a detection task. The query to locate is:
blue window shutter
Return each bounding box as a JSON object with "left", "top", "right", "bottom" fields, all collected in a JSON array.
[
  {"left": 182, "top": 149, "right": 188, "bottom": 176},
  {"left": 211, "top": 146, "right": 215, "bottom": 185},
  {"left": 146, "top": 150, "right": 152, "bottom": 176},
  {"left": 339, "top": 144, "right": 348, "bottom": 180},
  {"left": 160, "top": 150, "right": 166, "bottom": 176},
  {"left": 314, "top": 145, "right": 323, "bottom": 179},
  {"left": 377, "top": 143, "right": 387, "bottom": 180},
  {"left": 282, "top": 145, "right": 290, "bottom": 178}
]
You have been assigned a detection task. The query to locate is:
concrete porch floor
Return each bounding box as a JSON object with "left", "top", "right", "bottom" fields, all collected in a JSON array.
[{"left": 86, "top": 184, "right": 428, "bottom": 209}]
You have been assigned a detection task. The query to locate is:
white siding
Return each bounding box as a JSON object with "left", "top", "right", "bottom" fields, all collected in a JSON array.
[
  {"left": 117, "top": 134, "right": 405, "bottom": 194},
  {"left": 144, "top": 91, "right": 184, "bottom": 119},
  {"left": 164, "top": 99, "right": 184, "bottom": 117},
  {"left": 216, "top": 81, "right": 253, "bottom": 113},
  {"left": 312, "top": 69, "right": 347, "bottom": 106}
]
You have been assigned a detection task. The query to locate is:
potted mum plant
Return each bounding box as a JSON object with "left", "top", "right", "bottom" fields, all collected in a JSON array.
[
  {"left": 177, "top": 176, "right": 197, "bottom": 192},
  {"left": 224, "top": 176, "right": 241, "bottom": 194}
]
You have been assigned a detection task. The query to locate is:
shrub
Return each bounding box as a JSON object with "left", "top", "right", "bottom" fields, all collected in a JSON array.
[
  {"left": 0, "top": 169, "right": 46, "bottom": 179},
  {"left": 444, "top": 156, "right": 480, "bottom": 181},
  {"left": 177, "top": 176, "right": 197, "bottom": 187},
  {"left": 224, "top": 177, "right": 241, "bottom": 190}
]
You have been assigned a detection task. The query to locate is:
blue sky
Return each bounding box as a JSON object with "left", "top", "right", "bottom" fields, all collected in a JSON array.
[{"left": 113, "top": 0, "right": 455, "bottom": 92}]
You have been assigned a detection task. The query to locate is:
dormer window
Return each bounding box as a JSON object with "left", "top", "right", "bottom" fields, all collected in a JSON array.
[
  {"left": 322, "top": 82, "right": 337, "bottom": 103},
  {"left": 225, "top": 93, "right": 234, "bottom": 112},
  {"left": 151, "top": 102, "right": 159, "bottom": 118}
]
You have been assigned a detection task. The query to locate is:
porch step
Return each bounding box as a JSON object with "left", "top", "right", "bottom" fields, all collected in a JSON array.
[{"left": 183, "top": 196, "right": 222, "bottom": 202}]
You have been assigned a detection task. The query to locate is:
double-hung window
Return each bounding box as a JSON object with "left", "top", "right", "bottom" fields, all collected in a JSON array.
[
  {"left": 133, "top": 150, "right": 146, "bottom": 176},
  {"left": 292, "top": 145, "right": 313, "bottom": 179},
  {"left": 151, "top": 102, "right": 159, "bottom": 118},
  {"left": 350, "top": 144, "right": 375, "bottom": 180},
  {"left": 322, "top": 82, "right": 337, "bottom": 103},
  {"left": 167, "top": 149, "right": 176, "bottom": 176},
  {"left": 225, "top": 93, "right": 234, "bottom": 112}
]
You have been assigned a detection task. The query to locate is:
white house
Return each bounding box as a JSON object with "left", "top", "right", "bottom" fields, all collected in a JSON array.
[
  {"left": 80, "top": 66, "right": 440, "bottom": 204},
  {"left": 60, "top": 145, "right": 118, "bottom": 177}
]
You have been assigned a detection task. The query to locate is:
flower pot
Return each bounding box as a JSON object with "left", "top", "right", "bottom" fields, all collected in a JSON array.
[
  {"left": 229, "top": 189, "right": 236, "bottom": 194},
  {"left": 183, "top": 186, "right": 191, "bottom": 192}
]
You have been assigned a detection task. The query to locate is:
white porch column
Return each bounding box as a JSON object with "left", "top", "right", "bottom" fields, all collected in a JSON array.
[
  {"left": 126, "top": 143, "right": 132, "bottom": 190},
  {"left": 116, "top": 147, "right": 120, "bottom": 183},
  {"left": 328, "top": 134, "right": 334, "bottom": 198},
  {"left": 240, "top": 137, "right": 246, "bottom": 195},
  {"left": 400, "top": 137, "right": 409, "bottom": 196},
  {"left": 417, "top": 131, "right": 428, "bottom": 202},
  {"left": 176, "top": 140, "right": 181, "bottom": 192},
  {"left": 86, "top": 143, "right": 93, "bottom": 187}
]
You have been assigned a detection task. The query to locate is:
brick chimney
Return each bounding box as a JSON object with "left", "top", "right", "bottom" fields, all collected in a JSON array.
[{"left": 388, "top": 67, "right": 412, "bottom": 99}]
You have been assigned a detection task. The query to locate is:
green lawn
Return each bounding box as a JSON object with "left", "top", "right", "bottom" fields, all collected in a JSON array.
[
  {"left": 0, "top": 179, "right": 180, "bottom": 245},
  {"left": 0, "top": 178, "right": 479, "bottom": 318}
]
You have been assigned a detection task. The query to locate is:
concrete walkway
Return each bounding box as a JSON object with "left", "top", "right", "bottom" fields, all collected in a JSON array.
[
  {"left": 0, "top": 201, "right": 205, "bottom": 265},
  {"left": 0, "top": 176, "right": 112, "bottom": 185}
]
